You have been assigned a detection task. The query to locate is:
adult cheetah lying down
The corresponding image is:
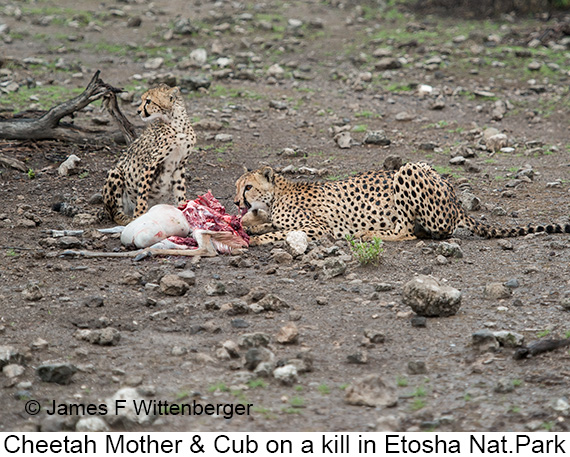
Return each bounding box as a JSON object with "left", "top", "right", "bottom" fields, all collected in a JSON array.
[{"left": 234, "top": 162, "right": 570, "bottom": 246}]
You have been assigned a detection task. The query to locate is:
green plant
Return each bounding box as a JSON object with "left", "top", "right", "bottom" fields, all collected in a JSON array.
[
  {"left": 353, "top": 124, "right": 367, "bottom": 133},
  {"left": 78, "top": 171, "right": 89, "bottom": 179},
  {"left": 346, "top": 234, "right": 384, "bottom": 266},
  {"left": 208, "top": 382, "right": 229, "bottom": 393},
  {"left": 411, "top": 398, "right": 426, "bottom": 411},
  {"left": 318, "top": 384, "right": 331, "bottom": 395},
  {"left": 510, "top": 405, "right": 521, "bottom": 413},
  {"left": 290, "top": 396, "right": 304, "bottom": 407},
  {"left": 294, "top": 385, "right": 303, "bottom": 392},
  {"left": 537, "top": 329, "right": 551, "bottom": 338},
  {"left": 338, "top": 383, "right": 349, "bottom": 390},
  {"left": 464, "top": 393, "right": 472, "bottom": 401},
  {"left": 565, "top": 330, "right": 570, "bottom": 339},
  {"left": 396, "top": 376, "right": 408, "bottom": 387},
  {"left": 412, "top": 386, "right": 427, "bottom": 397},
  {"left": 5, "top": 249, "right": 17, "bottom": 257},
  {"left": 247, "top": 378, "right": 267, "bottom": 389},
  {"left": 27, "top": 169, "right": 36, "bottom": 179},
  {"left": 511, "top": 379, "right": 522, "bottom": 388}
]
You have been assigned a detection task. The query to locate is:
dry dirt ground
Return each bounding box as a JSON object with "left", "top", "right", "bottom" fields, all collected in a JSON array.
[{"left": 0, "top": 0, "right": 569, "bottom": 432}]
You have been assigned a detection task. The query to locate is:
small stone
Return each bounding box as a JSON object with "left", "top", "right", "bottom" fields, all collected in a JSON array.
[
  {"left": 374, "top": 283, "right": 394, "bottom": 292},
  {"left": 276, "top": 322, "right": 299, "bottom": 344},
  {"left": 323, "top": 258, "right": 347, "bottom": 279},
  {"left": 76, "top": 417, "right": 109, "bottom": 432},
  {"left": 347, "top": 351, "right": 368, "bottom": 364},
  {"left": 527, "top": 61, "right": 542, "bottom": 71},
  {"left": 120, "top": 271, "right": 142, "bottom": 285},
  {"left": 486, "top": 133, "right": 508, "bottom": 152},
  {"left": 189, "top": 48, "right": 207, "bottom": 65},
  {"left": 472, "top": 329, "right": 499, "bottom": 353},
  {"left": 407, "top": 361, "right": 427, "bottom": 375},
  {"left": 345, "top": 374, "right": 398, "bottom": 407},
  {"left": 245, "top": 347, "right": 274, "bottom": 370},
  {"left": 504, "top": 278, "right": 519, "bottom": 288},
  {"left": 484, "top": 283, "right": 511, "bottom": 300},
  {"left": 22, "top": 283, "right": 43, "bottom": 301},
  {"left": 395, "top": 111, "right": 414, "bottom": 122},
  {"left": 272, "top": 249, "right": 293, "bottom": 264},
  {"left": 0, "top": 346, "right": 26, "bottom": 369},
  {"left": 363, "top": 329, "right": 385, "bottom": 344},
  {"left": 449, "top": 156, "right": 466, "bottom": 165},
  {"left": 334, "top": 131, "right": 352, "bottom": 149},
  {"left": 31, "top": 338, "right": 48, "bottom": 350},
  {"left": 160, "top": 274, "right": 189, "bottom": 296},
  {"left": 214, "top": 133, "right": 233, "bottom": 142},
  {"left": 494, "top": 378, "right": 515, "bottom": 393},
  {"left": 436, "top": 255, "right": 448, "bottom": 265},
  {"left": 374, "top": 57, "right": 401, "bottom": 70},
  {"left": 204, "top": 281, "right": 226, "bottom": 296},
  {"left": 58, "top": 155, "right": 82, "bottom": 176},
  {"left": 97, "top": 328, "right": 121, "bottom": 346},
  {"left": 435, "top": 242, "right": 463, "bottom": 258},
  {"left": 177, "top": 270, "right": 196, "bottom": 286},
  {"left": 127, "top": 16, "right": 142, "bottom": 28},
  {"left": 256, "top": 294, "right": 289, "bottom": 311},
  {"left": 402, "top": 275, "right": 462, "bottom": 317},
  {"left": 273, "top": 364, "right": 298, "bottom": 385},
  {"left": 497, "top": 240, "right": 513, "bottom": 250},
  {"left": 269, "top": 100, "right": 288, "bottom": 110},
  {"left": 493, "top": 330, "right": 524, "bottom": 347},
  {"left": 286, "top": 231, "right": 309, "bottom": 256},
  {"left": 364, "top": 130, "right": 391, "bottom": 146},
  {"left": 144, "top": 57, "right": 164, "bottom": 70},
  {"left": 411, "top": 316, "right": 427, "bottom": 328},
  {"left": 105, "top": 387, "right": 155, "bottom": 425},
  {"left": 37, "top": 362, "right": 77, "bottom": 385},
  {"left": 3, "top": 364, "right": 25, "bottom": 378},
  {"left": 267, "top": 64, "right": 285, "bottom": 78},
  {"left": 238, "top": 332, "right": 271, "bottom": 349},
  {"left": 82, "top": 295, "right": 104, "bottom": 308}
]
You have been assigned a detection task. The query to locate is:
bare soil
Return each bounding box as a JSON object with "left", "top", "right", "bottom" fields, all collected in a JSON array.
[{"left": 1, "top": 0, "right": 569, "bottom": 432}]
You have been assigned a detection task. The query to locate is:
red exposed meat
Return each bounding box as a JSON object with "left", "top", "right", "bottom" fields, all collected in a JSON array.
[{"left": 167, "top": 191, "right": 249, "bottom": 253}]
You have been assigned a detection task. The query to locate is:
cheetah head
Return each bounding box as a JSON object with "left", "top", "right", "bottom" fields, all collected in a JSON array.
[
  {"left": 137, "top": 84, "right": 182, "bottom": 123},
  {"left": 234, "top": 166, "right": 276, "bottom": 217}
]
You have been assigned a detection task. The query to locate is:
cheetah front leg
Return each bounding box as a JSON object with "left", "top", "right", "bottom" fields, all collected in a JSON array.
[
  {"left": 249, "top": 221, "right": 330, "bottom": 246},
  {"left": 172, "top": 166, "right": 187, "bottom": 207},
  {"left": 355, "top": 230, "right": 417, "bottom": 242},
  {"left": 103, "top": 168, "right": 133, "bottom": 225}
]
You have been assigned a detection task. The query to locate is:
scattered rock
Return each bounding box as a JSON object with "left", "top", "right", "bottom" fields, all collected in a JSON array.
[
  {"left": 374, "top": 57, "right": 401, "bottom": 70},
  {"left": 407, "top": 360, "right": 427, "bottom": 375},
  {"left": 364, "top": 130, "right": 391, "bottom": 146},
  {"left": 36, "top": 362, "right": 77, "bottom": 384},
  {"left": 256, "top": 294, "right": 290, "bottom": 312},
  {"left": 334, "top": 131, "right": 352, "bottom": 149},
  {"left": 0, "top": 346, "right": 26, "bottom": 369},
  {"left": 484, "top": 283, "right": 511, "bottom": 300},
  {"left": 22, "top": 283, "right": 43, "bottom": 301},
  {"left": 105, "top": 387, "right": 155, "bottom": 425},
  {"left": 323, "top": 258, "right": 347, "bottom": 279},
  {"left": 276, "top": 322, "right": 299, "bottom": 344},
  {"left": 383, "top": 155, "right": 402, "bottom": 170},
  {"left": 472, "top": 329, "right": 499, "bottom": 353},
  {"left": 144, "top": 57, "right": 164, "bottom": 70},
  {"left": 347, "top": 351, "right": 368, "bottom": 364},
  {"left": 3, "top": 364, "right": 25, "bottom": 378},
  {"left": 74, "top": 328, "right": 121, "bottom": 346},
  {"left": 395, "top": 111, "right": 414, "bottom": 122},
  {"left": 486, "top": 133, "right": 508, "bottom": 152},
  {"left": 177, "top": 270, "right": 196, "bottom": 286},
  {"left": 76, "top": 417, "right": 109, "bottom": 432},
  {"left": 58, "top": 155, "right": 82, "bottom": 176},
  {"left": 402, "top": 275, "right": 462, "bottom": 317},
  {"left": 286, "top": 231, "right": 309, "bottom": 256},
  {"left": 245, "top": 347, "right": 274, "bottom": 370},
  {"left": 205, "top": 281, "right": 226, "bottom": 296},
  {"left": 160, "top": 274, "right": 189, "bottom": 296},
  {"left": 238, "top": 332, "right": 271, "bottom": 349},
  {"left": 435, "top": 242, "right": 463, "bottom": 258},
  {"left": 273, "top": 364, "right": 298, "bottom": 385},
  {"left": 345, "top": 374, "right": 398, "bottom": 407},
  {"left": 527, "top": 61, "right": 542, "bottom": 71},
  {"left": 363, "top": 329, "right": 385, "bottom": 343},
  {"left": 494, "top": 378, "right": 515, "bottom": 393},
  {"left": 411, "top": 316, "right": 427, "bottom": 328},
  {"left": 493, "top": 330, "right": 524, "bottom": 347}
]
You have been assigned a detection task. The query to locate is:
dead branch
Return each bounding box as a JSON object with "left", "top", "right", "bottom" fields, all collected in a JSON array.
[
  {"left": 513, "top": 337, "right": 570, "bottom": 360},
  {"left": 0, "top": 153, "right": 27, "bottom": 172},
  {"left": 0, "top": 70, "right": 127, "bottom": 142},
  {"left": 102, "top": 92, "right": 137, "bottom": 146}
]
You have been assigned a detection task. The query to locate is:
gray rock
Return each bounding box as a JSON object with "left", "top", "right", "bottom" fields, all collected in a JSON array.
[
  {"left": 273, "top": 364, "right": 298, "bottom": 385},
  {"left": 276, "top": 322, "right": 299, "bottom": 344},
  {"left": 395, "top": 111, "right": 414, "bottom": 121},
  {"left": 494, "top": 378, "right": 515, "bottom": 393},
  {"left": 179, "top": 76, "right": 211, "bottom": 92},
  {"left": 527, "top": 61, "right": 542, "bottom": 71},
  {"left": 204, "top": 281, "right": 226, "bottom": 296},
  {"left": 364, "top": 130, "right": 391, "bottom": 146},
  {"left": 74, "top": 328, "right": 120, "bottom": 346},
  {"left": 334, "top": 131, "right": 352, "bottom": 149},
  {"left": 484, "top": 283, "right": 511, "bottom": 300},
  {"left": 486, "top": 133, "right": 508, "bottom": 152},
  {"left": 504, "top": 278, "right": 520, "bottom": 288},
  {"left": 105, "top": 387, "right": 155, "bottom": 425},
  {"left": 37, "top": 362, "right": 77, "bottom": 384},
  {"left": 120, "top": 271, "right": 142, "bottom": 285},
  {"left": 449, "top": 156, "right": 466, "bottom": 165},
  {"left": 407, "top": 361, "right": 427, "bottom": 375},
  {"left": 374, "top": 57, "right": 402, "bottom": 70},
  {"left": 177, "top": 270, "right": 196, "bottom": 286},
  {"left": 498, "top": 240, "right": 513, "bottom": 250},
  {"left": 376, "top": 414, "right": 402, "bottom": 432},
  {"left": 214, "top": 133, "right": 233, "bottom": 142},
  {"left": 374, "top": 283, "right": 395, "bottom": 292},
  {"left": 383, "top": 155, "right": 402, "bottom": 171},
  {"left": 256, "top": 294, "right": 289, "bottom": 311},
  {"left": 82, "top": 295, "right": 104, "bottom": 308},
  {"left": 402, "top": 275, "right": 462, "bottom": 317},
  {"left": 493, "top": 330, "right": 524, "bottom": 347},
  {"left": 472, "top": 329, "right": 499, "bottom": 352},
  {"left": 173, "top": 18, "right": 197, "bottom": 35},
  {"left": 245, "top": 347, "right": 274, "bottom": 370},
  {"left": 345, "top": 374, "right": 398, "bottom": 407},
  {"left": 3, "top": 364, "right": 25, "bottom": 378},
  {"left": 435, "top": 242, "right": 463, "bottom": 258},
  {"left": 272, "top": 249, "right": 293, "bottom": 264},
  {"left": 144, "top": 57, "right": 164, "bottom": 70},
  {"left": 286, "top": 231, "right": 309, "bottom": 256},
  {"left": 58, "top": 154, "right": 82, "bottom": 176},
  {"left": 0, "top": 346, "right": 26, "bottom": 369},
  {"left": 76, "top": 417, "right": 109, "bottom": 432},
  {"left": 347, "top": 351, "right": 368, "bottom": 364},
  {"left": 22, "top": 283, "right": 43, "bottom": 301},
  {"left": 160, "top": 274, "right": 189, "bottom": 296},
  {"left": 363, "top": 329, "right": 385, "bottom": 343},
  {"left": 238, "top": 332, "right": 271, "bottom": 348},
  {"left": 323, "top": 258, "right": 347, "bottom": 279},
  {"left": 411, "top": 316, "right": 427, "bottom": 327}
]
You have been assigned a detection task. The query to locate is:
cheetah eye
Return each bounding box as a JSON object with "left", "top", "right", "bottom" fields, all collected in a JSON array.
[{"left": 245, "top": 185, "right": 252, "bottom": 191}]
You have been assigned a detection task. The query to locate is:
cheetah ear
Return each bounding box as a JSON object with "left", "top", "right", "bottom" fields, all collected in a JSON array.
[
  {"left": 168, "top": 87, "right": 180, "bottom": 100},
  {"left": 261, "top": 166, "right": 274, "bottom": 183}
]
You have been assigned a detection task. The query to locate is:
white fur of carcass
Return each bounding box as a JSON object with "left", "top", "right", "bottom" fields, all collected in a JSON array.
[{"left": 120, "top": 204, "right": 190, "bottom": 248}]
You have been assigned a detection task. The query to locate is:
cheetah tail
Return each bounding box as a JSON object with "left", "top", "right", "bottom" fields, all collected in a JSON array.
[{"left": 461, "top": 214, "right": 570, "bottom": 238}]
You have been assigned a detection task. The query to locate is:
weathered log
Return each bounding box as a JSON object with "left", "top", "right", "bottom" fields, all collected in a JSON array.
[
  {"left": 513, "top": 337, "right": 570, "bottom": 360},
  {"left": 102, "top": 91, "right": 137, "bottom": 146},
  {"left": 0, "top": 70, "right": 125, "bottom": 142}
]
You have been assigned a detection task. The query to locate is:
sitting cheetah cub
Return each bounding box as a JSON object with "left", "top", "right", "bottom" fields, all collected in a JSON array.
[{"left": 103, "top": 84, "right": 196, "bottom": 225}]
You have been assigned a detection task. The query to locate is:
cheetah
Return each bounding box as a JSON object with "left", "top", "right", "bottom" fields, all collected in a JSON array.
[
  {"left": 234, "top": 162, "right": 570, "bottom": 245},
  {"left": 103, "top": 84, "right": 196, "bottom": 225}
]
